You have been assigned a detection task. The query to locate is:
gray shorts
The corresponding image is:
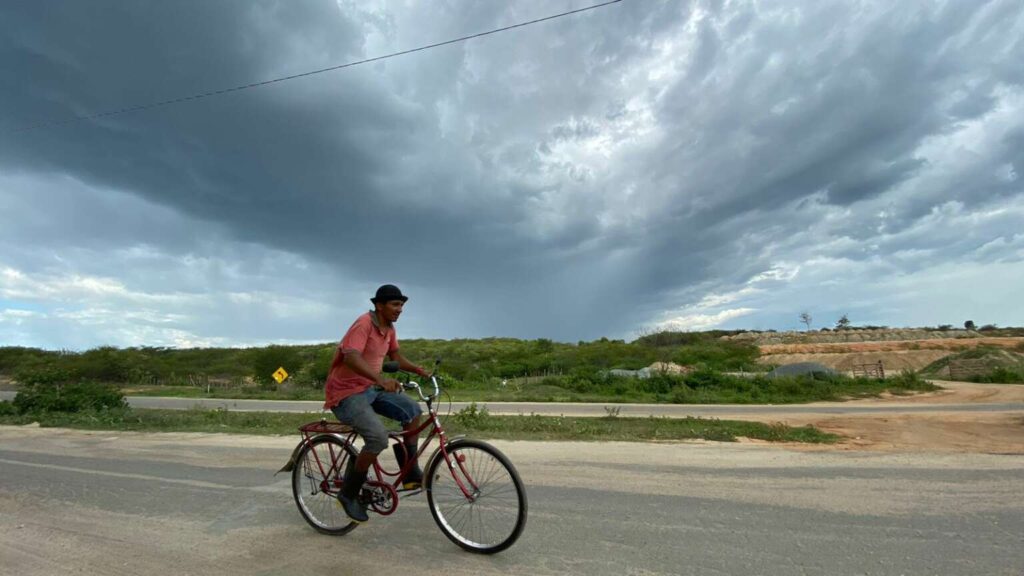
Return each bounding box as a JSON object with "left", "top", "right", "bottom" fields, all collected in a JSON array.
[{"left": 331, "top": 387, "right": 422, "bottom": 454}]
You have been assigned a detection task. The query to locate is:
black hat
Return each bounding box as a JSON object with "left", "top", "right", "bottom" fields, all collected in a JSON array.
[{"left": 372, "top": 284, "right": 408, "bottom": 304}]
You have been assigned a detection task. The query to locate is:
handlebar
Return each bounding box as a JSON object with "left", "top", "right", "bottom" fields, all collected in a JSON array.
[
  {"left": 379, "top": 358, "right": 442, "bottom": 403},
  {"left": 400, "top": 374, "right": 440, "bottom": 403}
]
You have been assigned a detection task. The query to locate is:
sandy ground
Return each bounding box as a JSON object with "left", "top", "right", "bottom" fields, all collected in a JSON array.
[
  {"left": 759, "top": 336, "right": 1024, "bottom": 355},
  {"left": 757, "top": 349, "right": 952, "bottom": 372},
  {"left": 727, "top": 381, "right": 1024, "bottom": 454},
  {"left": 757, "top": 337, "right": 1024, "bottom": 372}
]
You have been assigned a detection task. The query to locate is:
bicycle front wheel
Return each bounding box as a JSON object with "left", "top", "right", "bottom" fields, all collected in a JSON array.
[
  {"left": 426, "top": 439, "right": 527, "bottom": 554},
  {"left": 291, "top": 435, "right": 359, "bottom": 535}
]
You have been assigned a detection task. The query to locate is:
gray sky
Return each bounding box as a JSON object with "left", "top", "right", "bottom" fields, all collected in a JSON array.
[{"left": 1, "top": 0, "right": 1022, "bottom": 350}]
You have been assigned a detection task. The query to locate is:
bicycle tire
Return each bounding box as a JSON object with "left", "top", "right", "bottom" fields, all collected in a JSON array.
[
  {"left": 425, "top": 438, "right": 527, "bottom": 554},
  {"left": 291, "top": 434, "right": 360, "bottom": 535}
]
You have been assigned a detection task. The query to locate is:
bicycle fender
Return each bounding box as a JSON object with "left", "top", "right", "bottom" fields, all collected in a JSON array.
[{"left": 275, "top": 442, "right": 305, "bottom": 475}]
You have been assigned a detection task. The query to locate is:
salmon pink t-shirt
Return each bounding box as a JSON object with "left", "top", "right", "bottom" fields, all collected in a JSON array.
[{"left": 323, "top": 311, "right": 398, "bottom": 409}]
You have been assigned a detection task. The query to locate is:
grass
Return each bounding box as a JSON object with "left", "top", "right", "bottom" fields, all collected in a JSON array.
[
  {"left": 0, "top": 405, "right": 839, "bottom": 444},
  {"left": 969, "top": 367, "right": 1024, "bottom": 384},
  {"left": 122, "top": 371, "right": 940, "bottom": 405}
]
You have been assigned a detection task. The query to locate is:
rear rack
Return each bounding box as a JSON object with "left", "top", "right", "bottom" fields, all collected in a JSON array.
[{"left": 299, "top": 419, "right": 354, "bottom": 435}]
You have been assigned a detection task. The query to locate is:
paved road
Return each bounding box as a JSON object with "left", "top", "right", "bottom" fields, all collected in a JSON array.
[
  {"left": 1, "top": 427, "right": 1021, "bottom": 575},
  {"left": 2, "top": 391, "right": 1019, "bottom": 417}
]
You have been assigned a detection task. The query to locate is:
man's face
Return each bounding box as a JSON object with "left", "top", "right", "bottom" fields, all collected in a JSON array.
[{"left": 376, "top": 300, "right": 404, "bottom": 323}]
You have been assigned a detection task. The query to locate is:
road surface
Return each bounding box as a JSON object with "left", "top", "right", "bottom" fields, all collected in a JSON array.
[
  {"left": 1, "top": 427, "right": 1021, "bottom": 575},
  {"left": 2, "top": 391, "right": 1020, "bottom": 418}
]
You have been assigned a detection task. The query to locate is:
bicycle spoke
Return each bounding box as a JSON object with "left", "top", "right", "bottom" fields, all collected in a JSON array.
[
  {"left": 292, "top": 437, "right": 358, "bottom": 534},
  {"left": 428, "top": 443, "right": 525, "bottom": 552}
]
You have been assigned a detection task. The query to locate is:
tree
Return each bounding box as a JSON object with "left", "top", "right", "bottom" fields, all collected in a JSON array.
[
  {"left": 799, "top": 312, "right": 813, "bottom": 331},
  {"left": 835, "top": 314, "right": 851, "bottom": 330},
  {"left": 964, "top": 320, "right": 976, "bottom": 331},
  {"left": 250, "top": 345, "right": 303, "bottom": 386}
]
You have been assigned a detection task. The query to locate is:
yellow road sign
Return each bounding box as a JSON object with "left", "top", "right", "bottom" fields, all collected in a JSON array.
[{"left": 272, "top": 367, "right": 289, "bottom": 384}]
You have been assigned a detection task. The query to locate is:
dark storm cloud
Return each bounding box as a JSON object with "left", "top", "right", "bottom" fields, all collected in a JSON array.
[{"left": 1, "top": 0, "right": 1022, "bottom": 346}]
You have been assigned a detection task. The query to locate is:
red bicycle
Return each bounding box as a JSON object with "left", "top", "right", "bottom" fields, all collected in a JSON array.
[{"left": 280, "top": 360, "right": 528, "bottom": 554}]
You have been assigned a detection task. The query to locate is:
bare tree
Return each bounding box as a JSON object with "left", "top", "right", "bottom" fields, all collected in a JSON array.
[{"left": 799, "top": 311, "right": 813, "bottom": 331}]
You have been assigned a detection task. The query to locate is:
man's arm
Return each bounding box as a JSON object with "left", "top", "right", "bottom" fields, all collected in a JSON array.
[
  {"left": 388, "top": 351, "right": 428, "bottom": 378},
  {"left": 342, "top": 351, "right": 400, "bottom": 392}
]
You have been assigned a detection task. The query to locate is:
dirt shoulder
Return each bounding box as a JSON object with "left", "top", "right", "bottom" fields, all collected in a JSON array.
[{"left": 733, "top": 381, "right": 1024, "bottom": 454}]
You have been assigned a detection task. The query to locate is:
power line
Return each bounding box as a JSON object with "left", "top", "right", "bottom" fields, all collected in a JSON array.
[{"left": 13, "top": 0, "right": 623, "bottom": 133}]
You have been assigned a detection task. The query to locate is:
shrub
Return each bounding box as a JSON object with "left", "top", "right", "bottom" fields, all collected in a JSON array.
[
  {"left": 0, "top": 401, "right": 16, "bottom": 416},
  {"left": 453, "top": 402, "right": 491, "bottom": 427},
  {"left": 682, "top": 370, "right": 733, "bottom": 389},
  {"left": 13, "top": 365, "right": 75, "bottom": 386},
  {"left": 639, "top": 373, "right": 678, "bottom": 394},
  {"left": 670, "top": 386, "right": 694, "bottom": 403},
  {"left": 74, "top": 346, "right": 131, "bottom": 382},
  {"left": 971, "top": 368, "right": 1024, "bottom": 384},
  {"left": 250, "top": 345, "right": 304, "bottom": 386},
  {"left": 298, "top": 346, "right": 335, "bottom": 386},
  {"left": 888, "top": 370, "right": 932, "bottom": 390},
  {"left": 563, "top": 374, "right": 596, "bottom": 392},
  {"left": 12, "top": 381, "right": 127, "bottom": 414}
]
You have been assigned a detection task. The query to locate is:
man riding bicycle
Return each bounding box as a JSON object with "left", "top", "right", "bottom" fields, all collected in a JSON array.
[{"left": 324, "top": 284, "right": 430, "bottom": 523}]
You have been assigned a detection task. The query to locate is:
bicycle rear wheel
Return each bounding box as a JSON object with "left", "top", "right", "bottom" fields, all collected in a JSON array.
[
  {"left": 291, "top": 435, "right": 359, "bottom": 535},
  {"left": 425, "top": 439, "right": 527, "bottom": 554}
]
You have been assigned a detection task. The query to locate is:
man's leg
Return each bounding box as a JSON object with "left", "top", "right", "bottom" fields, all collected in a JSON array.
[
  {"left": 374, "top": 392, "right": 425, "bottom": 488},
  {"left": 331, "top": 391, "right": 390, "bottom": 522}
]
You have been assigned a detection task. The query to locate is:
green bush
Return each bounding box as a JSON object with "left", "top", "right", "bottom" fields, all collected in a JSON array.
[
  {"left": 453, "top": 402, "right": 491, "bottom": 427},
  {"left": 0, "top": 401, "right": 16, "bottom": 416},
  {"left": 639, "top": 373, "right": 677, "bottom": 394},
  {"left": 297, "top": 346, "right": 335, "bottom": 387},
  {"left": 250, "top": 345, "right": 304, "bottom": 386},
  {"left": 12, "top": 381, "right": 127, "bottom": 414},
  {"left": 888, "top": 370, "right": 933, "bottom": 390},
  {"left": 971, "top": 367, "right": 1024, "bottom": 384},
  {"left": 13, "top": 365, "right": 75, "bottom": 386},
  {"left": 74, "top": 346, "right": 131, "bottom": 382},
  {"left": 682, "top": 370, "right": 734, "bottom": 389}
]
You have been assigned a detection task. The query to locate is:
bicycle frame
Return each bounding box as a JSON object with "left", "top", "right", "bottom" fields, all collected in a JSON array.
[{"left": 291, "top": 373, "right": 481, "bottom": 512}]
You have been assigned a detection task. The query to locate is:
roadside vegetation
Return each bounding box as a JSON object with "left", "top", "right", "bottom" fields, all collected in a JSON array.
[
  {"left": 0, "top": 331, "right": 942, "bottom": 404},
  {"left": 0, "top": 332, "right": 762, "bottom": 389},
  {"left": 0, "top": 389, "right": 838, "bottom": 444}
]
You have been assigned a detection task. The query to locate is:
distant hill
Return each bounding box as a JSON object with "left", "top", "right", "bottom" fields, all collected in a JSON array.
[{"left": 725, "top": 327, "right": 1024, "bottom": 346}]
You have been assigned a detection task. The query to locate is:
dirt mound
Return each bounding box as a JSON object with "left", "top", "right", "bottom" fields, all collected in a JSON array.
[
  {"left": 919, "top": 348, "right": 1024, "bottom": 380},
  {"left": 758, "top": 337, "right": 1024, "bottom": 355},
  {"left": 758, "top": 350, "right": 951, "bottom": 373},
  {"left": 756, "top": 339, "right": 1024, "bottom": 376}
]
